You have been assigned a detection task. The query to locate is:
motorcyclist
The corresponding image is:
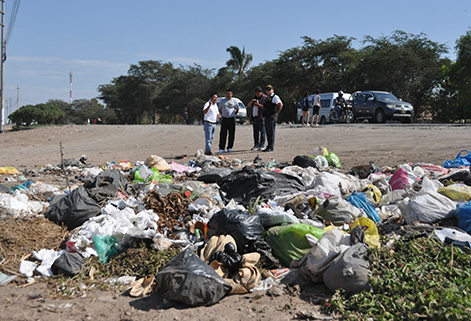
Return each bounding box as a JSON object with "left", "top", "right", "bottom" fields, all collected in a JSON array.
[{"left": 334, "top": 91, "right": 346, "bottom": 117}]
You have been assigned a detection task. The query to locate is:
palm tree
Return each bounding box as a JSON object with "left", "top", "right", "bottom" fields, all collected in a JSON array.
[{"left": 225, "top": 46, "right": 253, "bottom": 79}]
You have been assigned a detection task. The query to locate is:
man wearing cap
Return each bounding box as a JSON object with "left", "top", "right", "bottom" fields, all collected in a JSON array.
[
  {"left": 246, "top": 86, "right": 267, "bottom": 150},
  {"left": 261, "top": 85, "right": 283, "bottom": 152},
  {"left": 218, "top": 89, "right": 239, "bottom": 153}
]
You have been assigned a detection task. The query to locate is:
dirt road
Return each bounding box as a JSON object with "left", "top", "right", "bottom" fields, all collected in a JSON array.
[{"left": 1, "top": 123, "right": 468, "bottom": 169}]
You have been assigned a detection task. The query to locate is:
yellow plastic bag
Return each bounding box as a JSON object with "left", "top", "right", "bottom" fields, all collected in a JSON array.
[
  {"left": 362, "top": 183, "right": 382, "bottom": 204},
  {"left": 437, "top": 185, "right": 471, "bottom": 202},
  {"left": 352, "top": 217, "right": 380, "bottom": 248},
  {"left": 0, "top": 166, "right": 19, "bottom": 175},
  {"left": 145, "top": 155, "right": 171, "bottom": 171}
]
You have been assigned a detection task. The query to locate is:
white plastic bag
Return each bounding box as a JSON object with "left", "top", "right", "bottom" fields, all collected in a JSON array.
[
  {"left": 403, "top": 178, "right": 456, "bottom": 224},
  {"left": 298, "top": 229, "right": 351, "bottom": 283}
]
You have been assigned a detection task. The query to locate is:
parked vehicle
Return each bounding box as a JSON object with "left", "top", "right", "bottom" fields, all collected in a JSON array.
[
  {"left": 329, "top": 100, "right": 355, "bottom": 124},
  {"left": 351, "top": 91, "right": 414, "bottom": 123},
  {"left": 297, "top": 92, "right": 351, "bottom": 124},
  {"left": 217, "top": 97, "right": 247, "bottom": 124}
]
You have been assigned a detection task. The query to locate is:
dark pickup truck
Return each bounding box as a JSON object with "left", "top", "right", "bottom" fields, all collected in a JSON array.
[{"left": 351, "top": 91, "right": 414, "bottom": 123}]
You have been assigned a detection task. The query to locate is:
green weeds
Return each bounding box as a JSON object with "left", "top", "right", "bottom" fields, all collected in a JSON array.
[{"left": 326, "top": 235, "right": 471, "bottom": 320}]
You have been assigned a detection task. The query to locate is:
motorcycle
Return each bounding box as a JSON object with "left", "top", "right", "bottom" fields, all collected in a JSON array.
[{"left": 330, "top": 100, "right": 355, "bottom": 124}]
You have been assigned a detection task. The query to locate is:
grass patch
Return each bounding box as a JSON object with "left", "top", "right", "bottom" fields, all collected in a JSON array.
[
  {"left": 50, "top": 240, "right": 180, "bottom": 296},
  {"left": 326, "top": 235, "right": 471, "bottom": 320}
]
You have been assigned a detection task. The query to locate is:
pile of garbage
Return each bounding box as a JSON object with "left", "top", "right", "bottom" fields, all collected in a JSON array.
[{"left": 1, "top": 148, "right": 471, "bottom": 308}]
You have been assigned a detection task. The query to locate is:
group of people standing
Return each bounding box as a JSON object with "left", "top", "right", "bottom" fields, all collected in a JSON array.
[
  {"left": 203, "top": 85, "right": 283, "bottom": 155},
  {"left": 301, "top": 90, "right": 321, "bottom": 127}
]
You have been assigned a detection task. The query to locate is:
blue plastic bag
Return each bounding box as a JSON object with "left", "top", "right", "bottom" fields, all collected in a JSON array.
[
  {"left": 345, "top": 191, "right": 382, "bottom": 223},
  {"left": 443, "top": 150, "right": 471, "bottom": 168},
  {"left": 455, "top": 201, "right": 471, "bottom": 235}
]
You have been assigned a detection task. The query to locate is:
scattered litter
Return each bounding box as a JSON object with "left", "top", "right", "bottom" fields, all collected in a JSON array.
[{"left": 2, "top": 147, "right": 471, "bottom": 312}]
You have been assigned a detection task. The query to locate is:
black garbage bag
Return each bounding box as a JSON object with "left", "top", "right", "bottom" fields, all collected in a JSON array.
[
  {"left": 439, "top": 169, "right": 471, "bottom": 186},
  {"left": 84, "top": 169, "right": 128, "bottom": 191},
  {"left": 45, "top": 185, "right": 101, "bottom": 230},
  {"left": 198, "top": 167, "right": 232, "bottom": 183},
  {"left": 207, "top": 209, "right": 279, "bottom": 268},
  {"left": 51, "top": 252, "right": 86, "bottom": 276},
  {"left": 218, "top": 168, "right": 306, "bottom": 207},
  {"left": 85, "top": 169, "right": 129, "bottom": 203},
  {"left": 155, "top": 248, "right": 232, "bottom": 307},
  {"left": 293, "top": 155, "right": 318, "bottom": 169}
]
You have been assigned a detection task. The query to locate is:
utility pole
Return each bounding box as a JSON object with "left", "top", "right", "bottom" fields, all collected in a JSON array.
[
  {"left": 16, "top": 85, "right": 19, "bottom": 111},
  {"left": 0, "top": 0, "right": 5, "bottom": 133},
  {"left": 69, "top": 71, "right": 73, "bottom": 103}
]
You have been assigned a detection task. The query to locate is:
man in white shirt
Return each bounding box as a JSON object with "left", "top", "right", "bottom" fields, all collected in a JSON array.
[{"left": 203, "top": 94, "right": 220, "bottom": 155}]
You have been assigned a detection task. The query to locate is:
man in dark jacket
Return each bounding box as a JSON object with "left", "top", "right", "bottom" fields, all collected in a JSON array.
[
  {"left": 261, "top": 85, "right": 283, "bottom": 152},
  {"left": 247, "top": 86, "right": 267, "bottom": 150}
]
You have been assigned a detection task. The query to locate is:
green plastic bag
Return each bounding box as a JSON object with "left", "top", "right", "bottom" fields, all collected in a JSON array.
[
  {"left": 93, "top": 235, "right": 118, "bottom": 263},
  {"left": 324, "top": 152, "right": 341, "bottom": 168},
  {"left": 264, "top": 223, "right": 325, "bottom": 267},
  {"left": 147, "top": 167, "right": 173, "bottom": 184},
  {"left": 132, "top": 166, "right": 173, "bottom": 184}
]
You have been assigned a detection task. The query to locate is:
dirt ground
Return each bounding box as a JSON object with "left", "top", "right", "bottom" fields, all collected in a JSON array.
[
  {"left": 0, "top": 123, "right": 470, "bottom": 321},
  {"left": 0, "top": 123, "right": 469, "bottom": 169}
]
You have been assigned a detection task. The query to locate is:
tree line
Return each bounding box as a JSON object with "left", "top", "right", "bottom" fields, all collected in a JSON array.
[{"left": 9, "top": 29, "right": 471, "bottom": 126}]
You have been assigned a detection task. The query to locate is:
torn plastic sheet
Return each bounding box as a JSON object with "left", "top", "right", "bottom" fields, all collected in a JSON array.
[
  {"left": 33, "top": 248, "right": 66, "bottom": 277},
  {"left": 19, "top": 260, "right": 37, "bottom": 277},
  {"left": 0, "top": 273, "right": 17, "bottom": 286},
  {"left": 68, "top": 202, "right": 160, "bottom": 257},
  {"left": 0, "top": 190, "right": 48, "bottom": 217}
]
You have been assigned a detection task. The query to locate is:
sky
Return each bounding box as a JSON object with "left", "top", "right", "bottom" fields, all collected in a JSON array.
[{"left": 1, "top": 0, "right": 470, "bottom": 119}]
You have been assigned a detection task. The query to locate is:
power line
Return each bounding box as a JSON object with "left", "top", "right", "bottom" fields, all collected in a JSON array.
[{"left": 5, "top": 0, "right": 21, "bottom": 47}]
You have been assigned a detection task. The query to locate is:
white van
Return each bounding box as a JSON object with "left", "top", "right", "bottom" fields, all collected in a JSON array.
[{"left": 297, "top": 92, "right": 351, "bottom": 124}]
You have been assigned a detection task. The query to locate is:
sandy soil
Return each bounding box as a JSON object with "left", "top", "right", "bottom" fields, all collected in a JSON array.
[
  {"left": 0, "top": 123, "right": 469, "bottom": 321},
  {"left": 0, "top": 123, "right": 469, "bottom": 169}
]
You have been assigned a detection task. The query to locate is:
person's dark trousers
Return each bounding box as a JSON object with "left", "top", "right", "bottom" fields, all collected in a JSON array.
[
  {"left": 252, "top": 117, "right": 265, "bottom": 147},
  {"left": 219, "top": 117, "right": 236, "bottom": 150},
  {"left": 264, "top": 115, "right": 277, "bottom": 150}
]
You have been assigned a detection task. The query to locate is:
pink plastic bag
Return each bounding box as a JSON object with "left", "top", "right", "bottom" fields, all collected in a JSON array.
[{"left": 389, "top": 168, "right": 415, "bottom": 191}]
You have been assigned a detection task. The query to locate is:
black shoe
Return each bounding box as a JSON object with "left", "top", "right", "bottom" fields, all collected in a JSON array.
[
  {"left": 263, "top": 148, "right": 273, "bottom": 152},
  {"left": 251, "top": 145, "right": 258, "bottom": 150},
  {"left": 205, "top": 151, "right": 213, "bottom": 156}
]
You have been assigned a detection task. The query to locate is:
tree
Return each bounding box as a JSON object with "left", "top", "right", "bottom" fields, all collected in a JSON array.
[
  {"left": 68, "top": 99, "right": 117, "bottom": 124},
  {"left": 98, "top": 60, "right": 176, "bottom": 124},
  {"left": 158, "top": 65, "right": 213, "bottom": 124},
  {"left": 8, "top": 103, "right": 65, "bottom": 126},
  {"left": 436, "top": 29, "right": 471, "bottom": 122},
  {"left": 225, "top": 46, "right": 253, "bottom": 79},
  {"left": 354, "top": 30, "right": 448, "bottom": 118},
  {"left": 262, "top": 35, "right": 358, "bottom": 122},
  {"left": 47, "top": 99, "right": 72, "bottom": 124}
]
